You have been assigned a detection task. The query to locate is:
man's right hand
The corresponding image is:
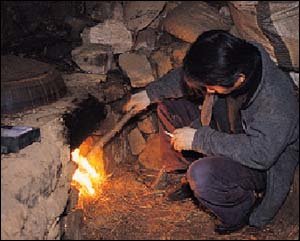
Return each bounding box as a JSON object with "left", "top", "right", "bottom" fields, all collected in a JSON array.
[{"left": 123, "top": 90, "right": 151, "bottom": 114}]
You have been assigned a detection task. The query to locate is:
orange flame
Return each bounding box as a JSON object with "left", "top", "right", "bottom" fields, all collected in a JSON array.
[{"left": 71, "top": 137, "right": 105, "bottom": 199}]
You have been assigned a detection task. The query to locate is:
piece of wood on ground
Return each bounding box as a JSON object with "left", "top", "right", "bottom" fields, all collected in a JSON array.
[{"left": 151, "top": 166, "right": 169, "bottom": 190}]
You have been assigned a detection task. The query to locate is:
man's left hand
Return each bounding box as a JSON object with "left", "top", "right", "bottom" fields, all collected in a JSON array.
[{"left": 171, "top": 127, "right": 197, "bottom": 151}]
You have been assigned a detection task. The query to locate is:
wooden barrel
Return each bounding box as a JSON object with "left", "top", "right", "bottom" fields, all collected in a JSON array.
[{"left": 1, "top": 55, "right": 67, "bottom": 114}]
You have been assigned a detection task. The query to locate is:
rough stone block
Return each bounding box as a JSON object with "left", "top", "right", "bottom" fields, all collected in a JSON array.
[
  {"left": 134, "top": 28, "right": 157, "bottom": 51},
  {"left": 151, "top": 50, "right": 173, "bottom": 78},
  {"left": 124, "top": 1, "right": 166, "bottom": 31},
  {"left": 138, "top": 113, "right": 158, "bottom": 134},
  {"left": 162, "top": 2, "right": 231, "bottom": 43},
  {"left": 171, "top": 42, "right": 191, "bottom": 68},
  {"left": 85, "top": 1, "right": 123, "bottom": 22},
  {"left": 63, "top": 73, "right": 106, "bottom": 98},
  {"left": 119, "top": 53, "right": 155, "bottom": 88},
  {"left": 1, "top": 98, "right": 78, "bottom": 240},
  {"left": 138, "top": 134, "right": 162, "bottom": 170},
  {"left": 128, "top": 127, "right": 146, "bottom": 155},
  {"left": 81, "top": 19, "right": 133, "bottom": 54},
  {"left": 104, "top": 124, "right": 136, "bottom": 174},
  {"left": 71, "top": 44, "right": 113, "bottom": 74},
  {"left": 60, "top": 209, "right": 83, "bottom": 240},
  {"left": 97, "top": 69, "right": 131, "bottom": 103}
]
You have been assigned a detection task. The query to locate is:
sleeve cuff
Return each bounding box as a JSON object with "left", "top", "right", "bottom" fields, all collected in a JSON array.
[{"left": 191, "top": 126, "right": 215, "bottom": 153}]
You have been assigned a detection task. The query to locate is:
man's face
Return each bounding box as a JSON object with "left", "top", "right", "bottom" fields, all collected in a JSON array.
[{"left": 184, "top": 74, "right": 245, "bottom": 95}]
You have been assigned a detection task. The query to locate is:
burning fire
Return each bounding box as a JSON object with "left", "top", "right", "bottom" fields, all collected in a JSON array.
[{"left": 71, "top": 137, "right": 105, "bottom": 198}]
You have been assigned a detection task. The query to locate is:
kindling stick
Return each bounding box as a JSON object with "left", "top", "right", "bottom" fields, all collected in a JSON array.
[
  {"left": 87, "top": 108, "right": 138, "bottom": 155},
  {"left": 164, "top": 130, "right": 174, "bottom": 138}
]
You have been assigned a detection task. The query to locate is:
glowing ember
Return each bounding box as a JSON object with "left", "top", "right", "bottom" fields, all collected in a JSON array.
[{"left": 71, "top": 145, "right": 105, "bottom": 198}]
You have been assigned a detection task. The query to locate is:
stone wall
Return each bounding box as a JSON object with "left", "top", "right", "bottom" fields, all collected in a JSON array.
[
  {"left": 1, "top": 98, "right": 76, "bottom": 240},
  {"left": 1, "top": 88, "right": 107, "bottom": 240}
]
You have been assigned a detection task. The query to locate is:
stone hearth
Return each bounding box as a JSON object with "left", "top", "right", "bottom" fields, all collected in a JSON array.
[{"left": 1, "top": 98, "right": 75, "bottom": 240}]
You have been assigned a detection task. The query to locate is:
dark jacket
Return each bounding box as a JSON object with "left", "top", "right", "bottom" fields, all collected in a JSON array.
[{"left": 146, "top": 43, "right": 299, "bottom": 227}]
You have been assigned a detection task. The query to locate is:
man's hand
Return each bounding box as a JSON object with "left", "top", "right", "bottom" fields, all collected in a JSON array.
[
  {"left": 123, "top": 90, "right": 151, "bottom": 114},
  {"left": 171, "top": 127, "right": 197, "bottom": 151}
]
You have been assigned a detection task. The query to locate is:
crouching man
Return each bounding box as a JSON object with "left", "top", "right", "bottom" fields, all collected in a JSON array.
[{"left": 123, "top": 30, "right": 299, "bottom": 234}]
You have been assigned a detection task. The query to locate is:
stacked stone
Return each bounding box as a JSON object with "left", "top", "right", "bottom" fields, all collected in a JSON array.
[
  {"left": 1, "top": 99, "right": 77, "bottom": 240},
  {"left": 66, "top": 1, "right": 298, "bottom": 170},
  {"left": 64, "top": 1, "right": 233, "bottom": 171}
]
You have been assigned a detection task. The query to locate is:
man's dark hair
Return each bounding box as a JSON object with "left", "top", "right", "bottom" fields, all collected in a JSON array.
[{"left": 183, "top": 30, "right": 260, "bottom": 88}]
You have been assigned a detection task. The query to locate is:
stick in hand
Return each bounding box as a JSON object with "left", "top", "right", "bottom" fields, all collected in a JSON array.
[{"left": 164, "top": 131, "right": 174, "bottom": 138}]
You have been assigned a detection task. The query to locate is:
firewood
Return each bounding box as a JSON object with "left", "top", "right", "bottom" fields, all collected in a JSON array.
[
  {"left": 87, "top": 108, "right": 138, "bottom": 155},
  {"left": 151, "top": 166, "right": 169, "bottom": 190}
]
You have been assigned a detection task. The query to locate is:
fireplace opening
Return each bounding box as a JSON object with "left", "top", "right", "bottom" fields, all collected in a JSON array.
[{"left": 59, "top": 136, "right": 107, "bottom": 240}]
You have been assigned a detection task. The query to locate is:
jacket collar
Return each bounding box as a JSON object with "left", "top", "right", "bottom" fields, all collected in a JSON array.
[{"left": 244, "top": 41, "right": 273, "bottom": 107}]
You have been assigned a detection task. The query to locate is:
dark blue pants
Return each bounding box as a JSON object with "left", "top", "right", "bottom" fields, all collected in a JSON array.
[{"left": 157, "top": 99, "right": 266, "bottom": 226}]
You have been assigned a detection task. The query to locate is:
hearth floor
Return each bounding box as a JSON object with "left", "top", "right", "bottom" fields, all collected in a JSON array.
[{"left": 81, "top": 161, "right": 299, "bottom": 240}]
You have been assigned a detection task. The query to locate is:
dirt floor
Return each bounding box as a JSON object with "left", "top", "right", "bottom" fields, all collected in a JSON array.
[{"left": 80, "top": 161, "right": 299, "bottom": 240}]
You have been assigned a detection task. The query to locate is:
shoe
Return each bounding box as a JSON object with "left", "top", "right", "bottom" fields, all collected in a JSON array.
[
  {"left": 167, "top": 183, "right": 194, "bottom": 201},
  {"left": 214, "top": 194, "right": 261, "bottom": 235},
  {"left": 214, "top": 219, "right": 248, "bottom": 235}
]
